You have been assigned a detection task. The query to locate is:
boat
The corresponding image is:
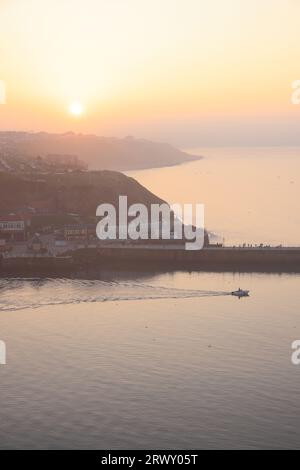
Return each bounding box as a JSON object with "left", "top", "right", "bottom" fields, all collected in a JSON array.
[{"left": 231, "top": 288, "right": 250, "bottom": 298}]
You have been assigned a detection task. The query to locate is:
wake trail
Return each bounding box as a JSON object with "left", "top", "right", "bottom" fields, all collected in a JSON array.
[{"left": 0, "top": 278, "right": 231, "bottom": 312}]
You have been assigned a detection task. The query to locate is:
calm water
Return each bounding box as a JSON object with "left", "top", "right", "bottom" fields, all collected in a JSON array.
[
  {"left": 0, "top": 271, "right": 300, "bottom": 450},
  {"left": 128, "top": 147, "right": 300, "bottom": 246},
  {"left": 0, "top": 147, "right": 299, "bottom": 449}
]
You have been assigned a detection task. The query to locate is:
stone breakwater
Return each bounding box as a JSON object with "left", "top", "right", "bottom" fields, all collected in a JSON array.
[{"left": 1, "top": 246, "right": 300, "bottom": 274}]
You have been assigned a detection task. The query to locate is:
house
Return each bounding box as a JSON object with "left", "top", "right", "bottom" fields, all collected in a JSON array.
[
  {"left": 64, "top": 224, "right": 96, "bottom": 241},
  {"left": 0, "top": 214, "right": 31, "bottom": 241}
]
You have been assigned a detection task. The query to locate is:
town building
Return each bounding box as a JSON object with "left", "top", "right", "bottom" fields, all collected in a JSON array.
[
  {"left": 64, "top": 224, "right": 96, "bottom": 241},
  {"left": 0, "top": 214, "right": 31, "bottom": 241}
]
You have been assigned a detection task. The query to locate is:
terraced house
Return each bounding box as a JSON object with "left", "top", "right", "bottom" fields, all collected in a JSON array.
[{"left": 0, "top": 214, "right": 31, "bottom": 241}]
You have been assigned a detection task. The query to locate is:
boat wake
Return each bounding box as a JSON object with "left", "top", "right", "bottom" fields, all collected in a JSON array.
[{"left": 0, "top": 277, "right": 231, "bottom": 312}]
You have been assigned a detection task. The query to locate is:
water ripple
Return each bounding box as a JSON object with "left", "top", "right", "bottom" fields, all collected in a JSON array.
[{"left": 0, "top": 277, "right": 229, "bottom": 312}]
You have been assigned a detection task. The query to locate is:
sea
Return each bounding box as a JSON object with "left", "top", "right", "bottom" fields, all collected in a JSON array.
[{"left": 0, "top": 147, "right": 299, "bottom": 449}]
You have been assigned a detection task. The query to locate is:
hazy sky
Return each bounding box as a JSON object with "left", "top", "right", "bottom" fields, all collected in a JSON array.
[{"left": 0, "top": 0, "right": 300, "bottom": 146}]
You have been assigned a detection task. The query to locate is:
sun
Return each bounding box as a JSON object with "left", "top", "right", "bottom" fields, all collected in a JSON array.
[{"left": 69, "top": 101, "right": 84, "bottom": 116}]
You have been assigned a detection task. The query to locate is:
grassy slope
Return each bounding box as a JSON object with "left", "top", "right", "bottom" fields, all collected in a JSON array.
[{"left": 0, "top": 170, "right": 166, "bottom": 215}]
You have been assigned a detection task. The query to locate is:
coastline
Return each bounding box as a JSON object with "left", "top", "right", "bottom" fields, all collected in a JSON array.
[{"left": 122, "top": 152, "right": 203, "bottom": 172}]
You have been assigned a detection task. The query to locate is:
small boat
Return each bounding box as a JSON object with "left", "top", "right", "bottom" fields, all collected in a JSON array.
[{"left": 231, "top": 288, "right": 250, "bottom": 298}]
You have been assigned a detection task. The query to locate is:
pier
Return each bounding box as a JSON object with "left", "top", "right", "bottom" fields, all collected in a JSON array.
[
  {"left": 1, "top": 242, "right": 300, "bottom": 274},
  {"left": 71, "top": 245, "right": 300, "bottom": 273}
]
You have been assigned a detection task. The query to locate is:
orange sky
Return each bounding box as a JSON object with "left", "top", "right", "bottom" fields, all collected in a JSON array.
[{"left": 0, "top": 0, "right": 300, "bottom": 145}]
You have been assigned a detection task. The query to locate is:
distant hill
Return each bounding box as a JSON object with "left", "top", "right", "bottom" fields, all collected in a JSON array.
[
  {"left": 0, "top": 132, "right": 201, "bottom": 171},
  {"left": 0, "top": 170, "right": 166, "bottom": 216}
]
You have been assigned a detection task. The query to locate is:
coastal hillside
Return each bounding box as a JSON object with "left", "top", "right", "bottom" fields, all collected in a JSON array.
[
  {"left": 0, "top": 132, "right": 201, "bottom": 171},
  {"left": 0, "top": 170, "right": 166, "bottom": 216}
]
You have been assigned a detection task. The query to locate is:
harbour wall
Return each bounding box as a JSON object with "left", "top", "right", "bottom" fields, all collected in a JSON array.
[
  {"left": 72, "top": 246, "right": 300, "bottom": 272},
  {"left": 1, "top": 247, "right": 300, "bottom": 274}
]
